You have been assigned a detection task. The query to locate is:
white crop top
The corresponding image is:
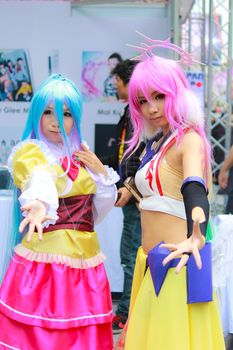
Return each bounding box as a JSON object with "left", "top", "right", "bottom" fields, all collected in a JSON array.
[{"left": 135, "top": 131, "right": 186, "bottom": 220}]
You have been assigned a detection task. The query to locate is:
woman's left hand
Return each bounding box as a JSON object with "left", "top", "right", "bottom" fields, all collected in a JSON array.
[
  {"left": 74, "top": 144, "right": 107, "bottom": 177},
  {"left": 160, "top": 219, "right": 205, "bottom": 274}
]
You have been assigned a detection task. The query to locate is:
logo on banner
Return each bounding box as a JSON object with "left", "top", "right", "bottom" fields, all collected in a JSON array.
[{"left": 186, "top": 71, "right": 205, "bottom": 109}]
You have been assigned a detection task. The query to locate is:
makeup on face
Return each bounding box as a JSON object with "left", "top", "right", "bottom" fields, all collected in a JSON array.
[{"left": 40, "top": 104, "right": 74, "bottom": 144}]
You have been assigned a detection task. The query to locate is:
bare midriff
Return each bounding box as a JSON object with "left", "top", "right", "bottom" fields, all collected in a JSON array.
[{"left": 141, "top": 210, "right": 187, "bottom": 254}]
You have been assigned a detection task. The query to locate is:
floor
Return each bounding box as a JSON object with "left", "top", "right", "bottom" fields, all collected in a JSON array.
[
  {"left": 112, "top": 300, "right": 233, "bottom": 349},
  {"left": 112, "top": 300, "right": 120, "bottom": 346},
  {"left": 225, "top": 334, "right": 233, "bottom": 350}
]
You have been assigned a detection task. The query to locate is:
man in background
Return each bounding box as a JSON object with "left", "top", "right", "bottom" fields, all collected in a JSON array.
[{"left": 102, "top": 59, "right": 144, "bottom": 333}]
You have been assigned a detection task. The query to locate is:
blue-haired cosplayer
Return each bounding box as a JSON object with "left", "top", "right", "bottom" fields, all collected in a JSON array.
[{"left": 0, "top": 74, "right": 119, "bottom": 350}]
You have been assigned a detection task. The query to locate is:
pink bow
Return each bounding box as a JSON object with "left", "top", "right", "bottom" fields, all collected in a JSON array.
[{"left": 61, "top": 154, "right": 83, "bottom": 181}]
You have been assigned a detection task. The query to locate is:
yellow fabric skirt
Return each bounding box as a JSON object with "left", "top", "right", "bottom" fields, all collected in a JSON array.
[{"left": 123, "top": 247, "right": 225, "bottom": 350}]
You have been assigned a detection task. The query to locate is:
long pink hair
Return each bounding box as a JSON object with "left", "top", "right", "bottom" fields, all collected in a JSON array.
[{"left": 128, "top": 56, "right": 211, "bottom": 177}]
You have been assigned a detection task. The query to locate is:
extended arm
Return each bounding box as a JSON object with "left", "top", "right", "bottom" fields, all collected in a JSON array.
[
  {"left": 8, "top": 140, "right": 59, "bottom": 242},
  {"left": 161, "top": 132, "right": 209, "bottom": 273}
]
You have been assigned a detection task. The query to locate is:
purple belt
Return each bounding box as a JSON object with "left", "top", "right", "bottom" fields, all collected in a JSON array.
[
  {"left": 147, "top": 242, "right": 212, "bottom": 304},
  {"left": 43, "top": 194, "right": 94, "bottom": 233}
]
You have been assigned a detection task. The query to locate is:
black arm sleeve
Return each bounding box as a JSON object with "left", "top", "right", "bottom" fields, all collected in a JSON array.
[{"left": 181, "top": 181, "right": 209, "bottom": 238}]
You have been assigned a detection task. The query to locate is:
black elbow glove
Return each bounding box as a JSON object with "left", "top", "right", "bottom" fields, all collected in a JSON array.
[{"left": 181, "top": 179, "right": 209, "bottom": 238}]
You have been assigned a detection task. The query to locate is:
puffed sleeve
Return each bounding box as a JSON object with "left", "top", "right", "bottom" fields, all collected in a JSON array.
[
  {"left": 87, "top": 166, "right": 120, "bottom": 224},
  {"left": 8, "top": 140, "right": 59, "bottom": 227}
]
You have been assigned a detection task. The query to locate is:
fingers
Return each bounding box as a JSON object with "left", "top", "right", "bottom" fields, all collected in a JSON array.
[
  {"left": 115, "top": 190, "right": 132, "bottom": 207},
  {"left": 19, "top": 217, "right": 29, "bottom": 233},
  {"left": 36, "top": 224, "right": 43, "bottom": 241},
  {"left": 41, "top": 215, "right": 53, "bottom": 223},
  {"left": 26, "top": 223, "right": 36, "bottom": 242},
  {"left": 221, "top": 182, "right": 227, "bottom": 189},
  {"left": 175, "top": 254, "right": 189, "bottom": 274},
  {"left": 218, "top": 173, "right": 228, "bottom": 189},
  {"left": 80, "top": 143, "right": 90, "bottom": 152},
  {"left": 19, "top": 214, "right": 51, "bottom": 241},
  {"left": 24, "top": 222, "right": 44, "bottom": 242},
  {"left": 115, "top": 197, "right": 128, "bottom": 207},
  {"left": 76, "top": 152, "right": 94, "bottom": 167},
  {"left": 75, "top": 144, "right": 91, "bottom": 158},
  {"left": 192, "top": 245, "right": 202, "bottom": 269},
  {"left": 162, "top": 249, "right": 182, "bottom": 266},
  {"left": 160, "top": 243, "right": 177, "bottom": 251}
]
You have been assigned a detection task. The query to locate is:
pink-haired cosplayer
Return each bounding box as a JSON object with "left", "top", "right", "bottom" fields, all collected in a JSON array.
[{"left": 115, "top": 53, "right": 225, "bottom": 349}]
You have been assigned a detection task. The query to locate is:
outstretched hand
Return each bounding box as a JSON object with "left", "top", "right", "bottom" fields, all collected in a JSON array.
[
  {"left": 74, "top": 144, "right": 107, "bottom": 177},
  {"left": 160, "top": 219, "right": 205, "bottom": 274},
  {"left": 19, "top": 200, "right": 52, "bottom": 242}
]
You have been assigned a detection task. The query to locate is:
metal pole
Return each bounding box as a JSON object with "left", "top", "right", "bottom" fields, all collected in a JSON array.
[
  {"left": 206, "top": 0, "right": 213, "bottom": 138},
  {"left": 225, "top": 0, "right": 233, "bottom": 150},
  {"left": 201, "top": 0, "right": 206, "bottom": 71},
  {"left": 172, "top": 0, "right": 180, "bottom": 46}
]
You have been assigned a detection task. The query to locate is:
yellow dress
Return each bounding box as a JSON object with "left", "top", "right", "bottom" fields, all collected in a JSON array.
[
  {"left": 116, "top": 131, "right": 225, "bottom": 350},
  {"left": 0, "top": 140, "right": 118, "bottom": 350}
]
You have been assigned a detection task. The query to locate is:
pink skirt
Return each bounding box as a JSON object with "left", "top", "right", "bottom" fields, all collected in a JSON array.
[{"left": 0, "top": 254, "right": 113, "bottom": 350}]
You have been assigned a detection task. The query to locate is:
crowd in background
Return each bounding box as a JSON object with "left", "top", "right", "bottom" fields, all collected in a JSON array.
[{"left": 0, "top": 57, "right": 32, "bottom": 102}]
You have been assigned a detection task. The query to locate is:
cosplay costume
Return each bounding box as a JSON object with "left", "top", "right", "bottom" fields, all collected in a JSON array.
[
  {"left": 0, "top": 140, "right": 119, "bottom": 350},
  {"left": 118, "top": 129, "right": 225, "bottom": 350}
]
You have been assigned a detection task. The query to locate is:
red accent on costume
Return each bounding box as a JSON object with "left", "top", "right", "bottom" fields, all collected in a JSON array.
[
  {"left": 145, "top": 159, "right": 155, "bottom": 191},
  {"left": 43, "top": 195, "right": 94, "bottom": 233},
  {"left": 148, "top": 127, "right": 190, "bottom": 196},
  {"left": 61, "top": 154, "right": 83, "bottom": 181}
]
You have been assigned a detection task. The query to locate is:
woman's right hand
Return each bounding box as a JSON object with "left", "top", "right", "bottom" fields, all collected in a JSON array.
[
  {"left": 74, "top": 144, "right": 107, "bottom": 177},
  {"left": 161, "top": 218, "right": 205, "bottom": 274},
  {"left": 19, "top": 200, "right": 51, "bottom": 242}
]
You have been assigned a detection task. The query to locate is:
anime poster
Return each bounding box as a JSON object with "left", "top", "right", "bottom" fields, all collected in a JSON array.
[
  {"left": 0, "top": 49, "right": 33, "bottom": 102},
  {"left": 0, "top": 49, "right": 33, "bottom": 164},
  {"left": 82, "top": 51, "right": 124, "bottom": 103}
]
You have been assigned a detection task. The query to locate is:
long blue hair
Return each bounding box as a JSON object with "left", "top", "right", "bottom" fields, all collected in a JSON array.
[
  {"left": 23, "top": 74, "right": 83, "bottom": 152},
  {"left": 1, "top": 74, "right": 83, "bottom": 284}
]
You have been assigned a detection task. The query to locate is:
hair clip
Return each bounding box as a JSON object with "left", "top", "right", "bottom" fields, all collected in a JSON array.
[{"left": 127, "top": 31, "right": 205, "bottom": 66}]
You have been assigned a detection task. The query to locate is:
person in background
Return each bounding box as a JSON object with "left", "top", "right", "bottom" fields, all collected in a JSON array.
[
  {"left": 0, "top": 74, "right": 119, "bottom": 349},
  {"left": 103, "top": 52, "right": 123, "bottom": 98},
  {"left": 218, "top": 83, "right": 233, "bottom": 213},
  {"left": 15, "top": 80, "right": 33, "bottom": 101},
  {"left": 14, "top": 57, "right": 29, "bottom": 87},
  {"left": 101, "top": 59, "right": 145, "bottom": 334}
]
